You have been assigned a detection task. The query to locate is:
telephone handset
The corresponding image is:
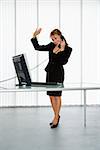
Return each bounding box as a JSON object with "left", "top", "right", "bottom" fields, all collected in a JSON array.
[{"left": 58, "top": 35, "right": 64, "bottom": 48}]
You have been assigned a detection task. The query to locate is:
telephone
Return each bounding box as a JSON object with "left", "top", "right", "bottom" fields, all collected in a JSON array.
[{"left": 58, "top": 35, "right": 64, "bottom": 48}]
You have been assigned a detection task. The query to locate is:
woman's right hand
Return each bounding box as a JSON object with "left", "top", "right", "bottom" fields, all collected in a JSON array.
[{"left": 33, "top": 28, "right": 42, "bottom": 37}]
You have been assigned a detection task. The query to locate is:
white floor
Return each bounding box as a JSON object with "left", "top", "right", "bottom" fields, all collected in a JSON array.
[{"left": 0, "top": 106, "right": 100, "bottom": 150}]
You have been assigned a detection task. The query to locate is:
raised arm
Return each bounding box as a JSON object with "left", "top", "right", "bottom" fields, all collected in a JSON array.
[
  {"left": 31, "top": 28, "right": 53, "bottom": 51},
  {"left": 31, "top": 37, "right": 53, "bottom": 51}
]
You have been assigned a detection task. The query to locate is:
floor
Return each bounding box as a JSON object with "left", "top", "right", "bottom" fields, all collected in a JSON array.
[{"left": 0, "top": 106, "right": 100, "bottom": 150}]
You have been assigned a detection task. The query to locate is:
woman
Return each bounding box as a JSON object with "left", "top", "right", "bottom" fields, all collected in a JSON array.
[{"left": 31, "top": 28, "right": 72, "bottom": 128}]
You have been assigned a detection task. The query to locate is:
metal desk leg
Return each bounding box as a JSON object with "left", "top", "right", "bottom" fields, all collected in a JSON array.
[{"left": 84, "top": 89, "right": 86, "bottom": 127}]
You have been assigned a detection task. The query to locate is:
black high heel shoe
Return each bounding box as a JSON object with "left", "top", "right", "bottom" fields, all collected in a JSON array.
[
  {"left": 49, "top": 122, "right": 53, "bottom": 126},
  {"left": 50, "top": 115, "right": 60, "bottom": 128},
  {"left": 49, "top": 115, "right": 60, "bottom": 126}
]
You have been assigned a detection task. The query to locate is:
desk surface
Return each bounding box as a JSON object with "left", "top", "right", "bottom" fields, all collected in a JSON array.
[{"left": 0, "top": 83, "right": 100, "bottom": 92}]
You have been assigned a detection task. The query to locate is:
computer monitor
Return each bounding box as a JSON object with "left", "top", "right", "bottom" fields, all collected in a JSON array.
[
  {"left": 13, "top": 54, "right": 59, "bottom": 87},
  {"left": 12, "top": 54, "right": 32, "bottom": 86}
]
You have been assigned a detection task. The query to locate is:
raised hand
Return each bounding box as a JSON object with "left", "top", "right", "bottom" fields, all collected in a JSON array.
[{"left": 33, "top": 28, "right": 42, "bottom": 37}]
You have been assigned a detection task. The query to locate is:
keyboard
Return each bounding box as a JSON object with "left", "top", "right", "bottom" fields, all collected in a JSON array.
[
  {"left": 31, "top": 82, "right": 64, "bottom": 87},
  {"left": 16, "top": 82, "right": 63, "bottom": 87},
  {"left": 31, "top": 82, "right": 57, "bottom": 86}
]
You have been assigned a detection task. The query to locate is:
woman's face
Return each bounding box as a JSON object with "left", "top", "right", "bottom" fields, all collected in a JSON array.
[{"left": 50, "top": 34, "right": 61, "bottom": 45}]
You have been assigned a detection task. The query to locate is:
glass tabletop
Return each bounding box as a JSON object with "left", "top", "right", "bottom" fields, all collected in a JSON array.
[{"left": 0, "top": 82, "right": 100, "bottom": 92}]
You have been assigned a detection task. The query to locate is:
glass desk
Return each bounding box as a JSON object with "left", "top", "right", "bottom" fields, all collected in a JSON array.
[{"left": 0, "top": 83, "right": 100, "bottom": 127}]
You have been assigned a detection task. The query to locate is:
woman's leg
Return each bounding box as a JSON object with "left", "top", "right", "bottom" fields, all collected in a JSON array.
[
  {"left": 49, "top": 96, "right": 56, "bottom": 116},
  {"left": 55, "top": 96, "right": 62, "bottom": 118},
  {"left": 49, "top": 96, "right": 62, "bottom": 124}
]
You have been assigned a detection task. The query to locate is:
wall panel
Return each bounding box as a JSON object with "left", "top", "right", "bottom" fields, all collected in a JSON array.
[{"left": 0, "top": 0, "right": 16, "bottom": 106}]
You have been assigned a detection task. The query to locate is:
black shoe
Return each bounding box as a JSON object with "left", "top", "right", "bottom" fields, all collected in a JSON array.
[
  {"left": 51, "top": 123, "right": 58, "bottom": 128},
  {"left": 58, "top": 115, "right": 60, "bottom": 122},
  {"left": 49, "top": 122, "right": 53, "bottom": 126},
  {"left": 49, "top": 115, "right": 60, "bottom": 126},
  {"left": 50, "top": 115, "right": 60, "bottom": 128}
]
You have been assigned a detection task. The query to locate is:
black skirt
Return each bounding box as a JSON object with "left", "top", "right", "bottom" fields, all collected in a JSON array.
[{"left": 46, "top": 63, "right": 64, "bottom": 96}]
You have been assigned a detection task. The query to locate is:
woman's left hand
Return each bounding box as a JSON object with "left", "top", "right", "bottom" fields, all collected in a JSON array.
[{"left": 53, "top": 40, "right": 65, "bottom": 54}]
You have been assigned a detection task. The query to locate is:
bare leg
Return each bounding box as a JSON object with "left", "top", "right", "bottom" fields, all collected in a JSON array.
[
  {"left": 49, "top": 96, "right": 56, "bottom": 116},
  {"left": 49, "top": 96, "right": 62, "bottom": 124},
  {"left": 55, "top": 96, "right": 61, "bottom": 118}
]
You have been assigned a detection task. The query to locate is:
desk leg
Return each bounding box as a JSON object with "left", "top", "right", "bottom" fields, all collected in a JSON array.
[{"left": 84, "top": 89, "right": 86, "bottom": 127}]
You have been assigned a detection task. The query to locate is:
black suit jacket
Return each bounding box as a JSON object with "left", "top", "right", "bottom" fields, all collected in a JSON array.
[{"left": 31, "top": 37, "right": 72, "bottom": 71}]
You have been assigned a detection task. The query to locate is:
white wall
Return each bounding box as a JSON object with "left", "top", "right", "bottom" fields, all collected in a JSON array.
[
  {"left": 82, "top": 0, "right": 100, "bottom": 104},
  {"left": 0, "top": 0, "right": 100, "bottom": 106},
  {"left": 0, "top": 0, "right": 16, "bottom": 106}
]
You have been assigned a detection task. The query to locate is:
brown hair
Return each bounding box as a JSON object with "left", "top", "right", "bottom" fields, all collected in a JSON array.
[
  {"left": 50, "top": 29, "right": 62, "bottom": 36},
  {"left": 50, "top": 29, "right": 68, "bottom": 46}
]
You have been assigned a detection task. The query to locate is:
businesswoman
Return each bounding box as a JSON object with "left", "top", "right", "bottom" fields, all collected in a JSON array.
[{"left": 31, "top": 28, "right": 72, "bottom": 128}]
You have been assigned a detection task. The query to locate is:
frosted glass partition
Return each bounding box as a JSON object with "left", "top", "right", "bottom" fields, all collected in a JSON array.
[
  {"left": 15, "top": 0, "right": 38, "bottom": 106},
  {"left": 82, "top": 0, "right": 100, "bottom": 84},
  {"left": 0, "top": 0, "right": 100, "bottom": 106},
  {"left": 0, "top": 0, "right": 16, "bottom": 106},
  {"left": 82, "top": 0, "right": 100, "bottom": 105}
]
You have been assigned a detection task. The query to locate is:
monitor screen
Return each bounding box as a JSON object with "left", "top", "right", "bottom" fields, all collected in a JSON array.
[{"left": 12, "top": 54, "right": 31, "bottom": 86}]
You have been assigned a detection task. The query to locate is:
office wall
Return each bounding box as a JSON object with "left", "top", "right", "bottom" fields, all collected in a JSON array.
[
  {"left": 0, "top": 0, "right": 100, "bottom": 106},
  {"left": 0, "top": 0, "right": 16, "bottom": 106},
  {"left": 82, "top": 0, "right": 100, "bottom": 104}
]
